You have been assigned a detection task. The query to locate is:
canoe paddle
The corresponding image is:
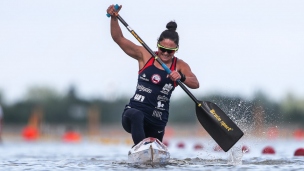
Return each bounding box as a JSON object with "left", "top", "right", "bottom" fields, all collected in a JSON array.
[{"left": 107, "top": 4, "right": 244, "bottom": 152}]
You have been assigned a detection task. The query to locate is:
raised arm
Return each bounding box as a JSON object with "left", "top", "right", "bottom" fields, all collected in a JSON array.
[{"left": 107, "top": 5, "right": 144, "bottom": 61}]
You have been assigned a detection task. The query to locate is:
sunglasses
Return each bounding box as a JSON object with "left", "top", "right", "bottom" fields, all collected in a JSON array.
[{"left": 157, "top": 44, "right": 178, "bottom": 54}]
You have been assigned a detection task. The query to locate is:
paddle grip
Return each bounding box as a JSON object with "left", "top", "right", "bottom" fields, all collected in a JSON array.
[
  {"left": 158, "top": 58, "right": 185, "bottom": 83},
  {"left": 106, "top": 4, "right": 120, "bottom": 17}
]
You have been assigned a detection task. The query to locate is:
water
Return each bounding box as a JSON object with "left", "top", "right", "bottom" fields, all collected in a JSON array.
[{"left": 0, "top": 137, "right": 303, "bottom": 171}]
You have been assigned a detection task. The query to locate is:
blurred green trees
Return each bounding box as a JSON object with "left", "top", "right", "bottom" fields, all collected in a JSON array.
[{"left": 0, "top": 86, "right": 303, "bottom": 127}]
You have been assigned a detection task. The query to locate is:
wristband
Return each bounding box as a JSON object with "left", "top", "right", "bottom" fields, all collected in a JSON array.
[{"left": 178, "top": 71, "right": 186, "bottom": 82}]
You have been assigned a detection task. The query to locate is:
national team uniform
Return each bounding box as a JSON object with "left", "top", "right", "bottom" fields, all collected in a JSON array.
[{"left": 122, "top": 55, "right": 178, "bottom": 145}]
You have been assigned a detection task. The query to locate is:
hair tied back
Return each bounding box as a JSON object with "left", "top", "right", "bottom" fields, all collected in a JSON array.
[{"left": 166, "top": 21, "right": 177, "bottom": 31}]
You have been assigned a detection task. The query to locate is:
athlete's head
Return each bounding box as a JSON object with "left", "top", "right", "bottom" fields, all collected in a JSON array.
[{"left": 157, "top": 21, "right": 179, "bottom": 62}]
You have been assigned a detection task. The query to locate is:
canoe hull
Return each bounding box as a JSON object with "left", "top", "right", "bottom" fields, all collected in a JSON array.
[{"left": 128, "top": 137, "right": 170, "bottom": 164}]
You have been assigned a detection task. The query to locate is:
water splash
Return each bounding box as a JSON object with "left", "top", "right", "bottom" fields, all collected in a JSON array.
[{"left": 227, "top": 145, "right": 246, "bottom": 165}]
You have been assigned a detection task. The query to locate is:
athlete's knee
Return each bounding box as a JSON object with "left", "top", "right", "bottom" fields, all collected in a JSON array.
[{"left": 125, "top": 108, "right": 144, "bottom": 122}]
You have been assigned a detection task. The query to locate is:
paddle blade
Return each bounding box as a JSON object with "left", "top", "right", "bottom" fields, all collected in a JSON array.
[{"left": 196, "top": 101, "right": 244, "bottom": 152}]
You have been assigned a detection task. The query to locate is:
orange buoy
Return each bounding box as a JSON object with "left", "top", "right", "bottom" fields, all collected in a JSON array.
[
  {"left": 293, "top": 129, "right": 304, "bottom": 140},
  {"left": 213, "top": 145, "right": 223, "bottom": 152},
  {"left": 163, "top": 140, "right": 169, "bottom": 147},
  {"left": 262, "top": 146, "right": 275, "bottom": 154},
  {"left": 294, "top": 148, "right": 304, "bottom": 156},
  {"left": 242, "top": 145, "right": 250, "bottom": 153},
  {"left": 177, "top": 142, "right": 185, "bottom": 149},
  {"left": 165, "top": 126, "right": 174, "bottom": 138},
  {"left": 22, "top": 126, "right": 39, "bottom": 141},
  {"left": 194, "top": 143, "right": 203, "bottom": 150},
  {"left": 63, "top": 131, "right": 81, "bottom": 142}
]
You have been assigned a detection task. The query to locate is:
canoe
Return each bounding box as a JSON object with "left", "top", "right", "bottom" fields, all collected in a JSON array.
[{"left": 128, "top": 137, "right": 170, "bottom": 164}]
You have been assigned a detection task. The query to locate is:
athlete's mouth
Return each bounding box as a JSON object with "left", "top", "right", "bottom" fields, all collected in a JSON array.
[{"left": 160, "top": 53, "right": 170, "bottom": 59}]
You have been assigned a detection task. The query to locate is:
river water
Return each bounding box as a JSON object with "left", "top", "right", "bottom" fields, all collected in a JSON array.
[{"left": 0, "top": 136, "right": 303, "bottom": 171}]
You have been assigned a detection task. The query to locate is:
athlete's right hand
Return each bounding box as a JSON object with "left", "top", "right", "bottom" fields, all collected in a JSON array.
[
  {"left": 106, "top": 4, "right": 122, "bottom": 17},
  {"left": 167, "top": 70, "right": 182, "bottom": 82}
]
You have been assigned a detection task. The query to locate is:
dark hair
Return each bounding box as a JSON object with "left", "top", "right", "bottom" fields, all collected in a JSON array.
[{"left": 158, "top": 21, "right": 179, "bottom": 47}]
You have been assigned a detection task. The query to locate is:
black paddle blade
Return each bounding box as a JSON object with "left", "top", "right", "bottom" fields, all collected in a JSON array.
[{"left": 196, "top": 101, "right": 244, "bottom": 152}]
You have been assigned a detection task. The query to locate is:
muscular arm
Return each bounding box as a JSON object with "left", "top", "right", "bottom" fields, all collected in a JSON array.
[
  {"left": 110, "top": 16, "right": 143, "bottom": 60},
  {"left": 177, "top": 60, "right": 200, "bottom": 89},
  {"left": 110, "top": 12, "right": 151, "bottom": 69}
]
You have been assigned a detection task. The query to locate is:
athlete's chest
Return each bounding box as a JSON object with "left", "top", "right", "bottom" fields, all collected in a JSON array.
[{"left": 138, "top": 65, "right": 173, "bottom": 89}]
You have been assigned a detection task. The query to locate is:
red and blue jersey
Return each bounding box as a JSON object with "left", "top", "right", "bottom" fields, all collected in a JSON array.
[{"left": 128, "top": 55, "right": 178, "bottom": 127}]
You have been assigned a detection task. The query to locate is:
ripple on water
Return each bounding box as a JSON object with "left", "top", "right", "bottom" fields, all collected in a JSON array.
[{"left": 1, "top": 141, "right": 304, "bottom": 171}]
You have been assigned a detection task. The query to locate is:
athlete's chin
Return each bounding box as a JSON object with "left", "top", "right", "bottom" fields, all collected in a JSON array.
[{"left": 160, "top": 55, "right": 172, "bottom": 62}]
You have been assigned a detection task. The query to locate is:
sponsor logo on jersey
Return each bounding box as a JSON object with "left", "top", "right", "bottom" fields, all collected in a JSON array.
[
  {"left": 151, "top": 74, "right": 161, "bottom": 84},
  {"left": 160, "top": 83, "right": 173, "bottom": 95},
  {"left": 139, "top": 73, "right": 149, "bottom": 81},
  {"left": 137, "top": 84, "right": 152, "bottom": 93},
  {"left": 155, "top": 101, "right": 165, "bottom": 110},
  {"left": 152, "top": 110, "right": 162, "bottom": 120},
  {"left": 157, "top": 95, "right": 169, "bottom": 102},
  {"left": 134, "top": 94, "right": 145, "bottom": 102}
]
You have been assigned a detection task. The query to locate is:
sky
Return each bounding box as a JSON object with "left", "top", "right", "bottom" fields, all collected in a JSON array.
[{"left": 1, "top": 0, "right": 304, "bottom": 104}]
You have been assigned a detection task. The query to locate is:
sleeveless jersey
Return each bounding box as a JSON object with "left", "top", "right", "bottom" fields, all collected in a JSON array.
[{"left": 128, "top": 55, "right": 178, "bottom": 127}]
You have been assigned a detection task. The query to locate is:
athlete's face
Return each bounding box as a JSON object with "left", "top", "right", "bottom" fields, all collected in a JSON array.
[{"left": 157, "top": 39, "right": 178, "bottom": 63}]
